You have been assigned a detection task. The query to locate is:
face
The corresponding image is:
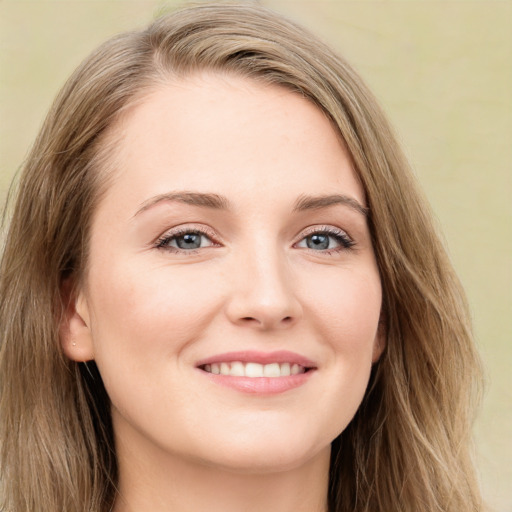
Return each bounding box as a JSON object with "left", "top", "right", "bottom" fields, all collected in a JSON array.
[{"left": 63, "top": 73, "right": 383, "bottom": 475}]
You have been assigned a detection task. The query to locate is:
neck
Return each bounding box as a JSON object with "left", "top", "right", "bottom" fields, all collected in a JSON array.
[{"left": 112, "top": 438, "right": 331, "bottom": 512}]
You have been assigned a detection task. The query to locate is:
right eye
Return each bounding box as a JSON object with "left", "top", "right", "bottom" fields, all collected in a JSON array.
[{"left": 156, "top": 229, "right": 216, "bottom": 252}]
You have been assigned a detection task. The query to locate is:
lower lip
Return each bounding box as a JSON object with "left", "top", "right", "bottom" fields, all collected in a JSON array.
[{"left": 199, "top": 370, "right": 315, "bottom": 394}]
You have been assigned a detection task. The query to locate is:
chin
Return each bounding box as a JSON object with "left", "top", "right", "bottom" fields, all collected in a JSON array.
[
  {"left": 203, "top": 448, "right": 328, "bottom": 475},
  {"left": 189, "top": 426, "right": 333, "bottom": 475}
]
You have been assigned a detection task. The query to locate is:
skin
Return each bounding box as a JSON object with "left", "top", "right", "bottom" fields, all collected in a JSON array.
[{"left": 62, "top": 72, "right": 384, "bottom": 512}]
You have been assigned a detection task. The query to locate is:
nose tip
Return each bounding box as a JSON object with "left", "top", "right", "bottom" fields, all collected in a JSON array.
[{"left": 225, "top": 262, "right": 302, "bottom": 330}]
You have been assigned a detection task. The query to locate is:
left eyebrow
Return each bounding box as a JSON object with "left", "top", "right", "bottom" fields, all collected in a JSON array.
[{"left": 292, "top": 194, "right": 369, "bottom": 217}]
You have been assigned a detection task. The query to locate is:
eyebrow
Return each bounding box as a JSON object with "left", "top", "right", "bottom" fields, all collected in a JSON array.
[
  {"left": 293, "top": 194, "right": 369, "bottom": 216},
  {"left": 135, "top": 191, "right": 231, "bottom": 216},
  {"left": 134, "top": 191, "right": 368, "bottom": 218}
]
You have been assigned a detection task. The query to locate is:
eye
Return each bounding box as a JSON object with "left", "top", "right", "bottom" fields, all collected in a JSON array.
[
  {"left": 295, "top": 228, "right": 354, "bottom": 252},
  {"left": 156, "top": 229, "right": 215, "bottom": 251}
]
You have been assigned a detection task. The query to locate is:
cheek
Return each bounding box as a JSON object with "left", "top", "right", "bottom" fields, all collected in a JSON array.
[
  {"left": 86, "top": 259, "right": 224, "bottom": 365},
  {"left": 84, "top": 260, "right": 226, "bottom": 426},
  {"left": 297, "top": 265, "right": 381, "bottom": 426},
  {"left": 300, "top": 264, "right": 382, "bottom": 349}
]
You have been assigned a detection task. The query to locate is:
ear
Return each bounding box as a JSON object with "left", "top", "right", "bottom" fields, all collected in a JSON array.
[
  {"left": 371, "top": 316, "right": 386, "bottom": 363},
  {"left": 59, "top": 278, "right": 95, "bottom": 362}
]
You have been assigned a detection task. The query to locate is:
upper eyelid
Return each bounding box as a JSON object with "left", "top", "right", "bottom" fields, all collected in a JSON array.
[
  {"left": 156, "top": 224, "right": 220, "bottom": 243},
  {"left": 295, "top": 225, "right": 353, "bottom": 241}
]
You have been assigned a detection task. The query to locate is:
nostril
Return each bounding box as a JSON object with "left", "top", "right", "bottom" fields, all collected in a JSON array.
[{"left": 239, "top": 316, "right": 294, "bottom": 327}]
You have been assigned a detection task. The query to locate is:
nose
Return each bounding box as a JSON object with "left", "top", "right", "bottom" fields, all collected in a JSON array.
[{"left": 224, "top": 247, "right": 303, "bottom": 330}]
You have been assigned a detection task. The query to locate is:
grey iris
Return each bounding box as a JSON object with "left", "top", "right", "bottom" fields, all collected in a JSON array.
[
  {"left": 176, "top": 233, "right": 202, "bottom": 249},
  {"left": 307, "top": 234, "right": 330, "bottom": 250}
]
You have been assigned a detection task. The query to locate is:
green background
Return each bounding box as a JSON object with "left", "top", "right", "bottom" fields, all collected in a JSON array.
[{"left": 1, "top": 1, "right": 510, "bottom": 510}]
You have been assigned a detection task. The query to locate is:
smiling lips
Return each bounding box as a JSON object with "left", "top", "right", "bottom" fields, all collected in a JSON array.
[{"left": 196, "top": 351, "right": 316, "bottom": 394}]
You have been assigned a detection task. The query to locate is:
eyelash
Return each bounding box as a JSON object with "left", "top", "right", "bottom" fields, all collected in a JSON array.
[
  {"left": 296, "top": 226, "right": 355, "bottom": 254},
  {"left": 156, "top": 226, "right": 219, "bottom": 253},
  {"left": 155, "top": 225, "right": 355, "bottom": 254}
]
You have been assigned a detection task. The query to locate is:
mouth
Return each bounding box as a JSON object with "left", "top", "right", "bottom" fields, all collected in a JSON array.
[
  {"left": 199, "top": 361, "right": 310, "bottom": 378},
  {"left": 195, "top": 351, "right": 316, "bottom": 394}
]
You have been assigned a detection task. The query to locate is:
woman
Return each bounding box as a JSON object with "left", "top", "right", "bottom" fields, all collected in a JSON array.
[{"left": 0, "top": 3, "right": 484, "bottom": 511}]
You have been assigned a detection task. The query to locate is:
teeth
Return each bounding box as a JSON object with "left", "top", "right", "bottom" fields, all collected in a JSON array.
[
  {"left": 245, "top": 362, "right": 264, "bottom": 377},
  {"left": 263, "top": 363, "right": 280, "bottom": 377},
  {"left": 230, "top": 361, "right": 245, "bottom": 376},
  {"left": 202, "top": 361, "right": 307, "bottom": 378},
  {"left": 280, "top": 363, "right": 291, "bottom": 376}
]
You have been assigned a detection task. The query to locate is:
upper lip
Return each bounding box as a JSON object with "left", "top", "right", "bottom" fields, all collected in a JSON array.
[{"left": 195, "top": 350, "right": 316, "bottom": 369}]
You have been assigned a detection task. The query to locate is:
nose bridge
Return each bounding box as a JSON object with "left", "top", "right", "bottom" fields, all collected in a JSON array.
[{"left": 226, "top": 239, "right": 301, "bottom": 329}]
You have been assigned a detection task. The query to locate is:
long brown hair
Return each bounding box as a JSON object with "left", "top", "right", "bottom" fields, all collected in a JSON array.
[{"left": 0, "top": 3, "right": 483, "bottom": 511}]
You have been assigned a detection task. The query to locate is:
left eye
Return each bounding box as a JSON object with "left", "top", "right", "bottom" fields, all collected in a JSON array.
[
  {"left": 158, "top": 231, "right": 214, "bottom": 250},
  {"left": 296, "top": 231, "right": 352, "bottom": 251}
]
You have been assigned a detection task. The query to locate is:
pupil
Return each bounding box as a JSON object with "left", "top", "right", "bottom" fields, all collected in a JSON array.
[
  {"left": 307, "top": 234, "right": 329, "bottom": 250},
  {"left": 177, "top": 233, "right": 201, "bottom": 249}
]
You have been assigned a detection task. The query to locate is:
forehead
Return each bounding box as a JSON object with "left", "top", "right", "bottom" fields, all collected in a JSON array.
[{"left": 98, "top": 72, "right": 364, "bottom": 214}]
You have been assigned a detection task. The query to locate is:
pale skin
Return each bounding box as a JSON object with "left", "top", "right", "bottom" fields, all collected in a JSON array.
[{"left": 61, "top": 72, "right": 384, "bottom": 512}]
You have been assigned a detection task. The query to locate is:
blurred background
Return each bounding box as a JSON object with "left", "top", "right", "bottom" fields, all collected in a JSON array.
[{"left": 1, "top": 1, "right": 510, "bottom": 510}]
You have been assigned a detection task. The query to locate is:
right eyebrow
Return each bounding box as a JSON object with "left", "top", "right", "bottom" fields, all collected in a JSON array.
[{"left": 134, "top": 191, "right": 231, "bottom": 217}]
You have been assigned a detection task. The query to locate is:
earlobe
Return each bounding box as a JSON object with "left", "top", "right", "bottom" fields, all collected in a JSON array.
[
  {"left": 372, "top": 317, "right": 386, "bottom": 363},
  {"left": 59, "top": 279, "right": 95, "bottom": 362}
]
